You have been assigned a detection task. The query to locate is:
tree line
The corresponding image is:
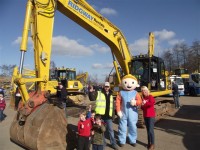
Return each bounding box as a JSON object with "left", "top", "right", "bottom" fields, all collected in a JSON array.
[
  {"left": 161, "top": 40, "right": 200, "bottom": 73},
  {"left": 0, "top": 64, "right": 16, "bottom": 76},
  {"left": 1, "top": 40, "right": 199, "bottom": 78}
]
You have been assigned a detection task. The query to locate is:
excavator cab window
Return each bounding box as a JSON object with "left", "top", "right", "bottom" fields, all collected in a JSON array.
[
  {"left": 53, "top": 69, "right": 76, "bottom": 87},
  {"left": 50, "top": 69, "right": 76, "bottom": 80},
  {"left": 66, "top": 70, "right": 76, "bottom": 80},
  {"left": 175, "top": 68, "right": 189, "bottom": 76},
  {"left": 131, "top": 55, "right": 166, "bottom": 91},
  {"left": 159, "top": 60, "right": 166, "bottom": 90}
]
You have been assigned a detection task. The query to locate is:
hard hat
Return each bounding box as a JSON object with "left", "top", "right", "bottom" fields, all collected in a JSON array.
[{"left": 104, "top": 82, "right": 110, "bottom": 87}]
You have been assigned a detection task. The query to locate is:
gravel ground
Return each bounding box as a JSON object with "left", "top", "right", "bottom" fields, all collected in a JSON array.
[{"left": 0, "top": 96, "right": 200, "bottom": 150}]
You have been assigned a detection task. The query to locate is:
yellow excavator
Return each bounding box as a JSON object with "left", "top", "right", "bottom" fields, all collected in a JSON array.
[
  {"left": 50, "top": 67, "right": 85, "bottom": 93},
  {"left": 76, "top": 72, "right": 88, "bottom": 86},
  {"left": 49, "top": 67, "right": 88, "bottom": 103},
  {"left": 10, "top": 0, "right": 172, "bottom": 149},
  {"left": 109, "top": 32, "right": 171, "bottom": 96}
]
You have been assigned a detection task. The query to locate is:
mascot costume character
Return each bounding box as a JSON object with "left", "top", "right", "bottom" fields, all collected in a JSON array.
[{"left": 116, "top": 74, "right": 142, "bottom": 147}]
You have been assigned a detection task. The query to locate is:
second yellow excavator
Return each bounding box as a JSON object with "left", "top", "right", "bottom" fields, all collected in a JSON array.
[{"left": 49, "top": 67, "right": 88, "bottom": 104}]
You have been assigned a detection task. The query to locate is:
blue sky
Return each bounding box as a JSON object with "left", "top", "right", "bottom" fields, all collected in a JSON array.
[{"left": 0, "top": 0, "right": 199, "bottom": 82}]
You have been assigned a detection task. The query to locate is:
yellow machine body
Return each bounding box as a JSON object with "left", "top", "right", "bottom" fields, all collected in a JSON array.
[{"left": 10, "top": 0, "right": 171, "bottom": 149}]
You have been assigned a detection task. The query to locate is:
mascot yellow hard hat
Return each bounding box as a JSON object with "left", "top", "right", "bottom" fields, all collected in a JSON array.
[{"left": 122, "top": 74, "right": 137, "bottom": 82}]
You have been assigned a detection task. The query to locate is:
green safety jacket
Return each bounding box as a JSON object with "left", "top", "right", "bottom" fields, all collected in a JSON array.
[{"left": 95, "top": 91, "right": 113, "bottom": 117}]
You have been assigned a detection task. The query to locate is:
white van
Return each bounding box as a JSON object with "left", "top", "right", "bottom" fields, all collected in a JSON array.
[{"left": 168, "top": 75, "right": 185, "bottom": 96}]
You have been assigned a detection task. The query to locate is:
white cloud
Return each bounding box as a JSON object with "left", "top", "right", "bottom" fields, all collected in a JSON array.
[
  {"left": 92, "top": 63, "right": 103, "bottom": 69},
  {"left": 168, "top": 39, "right": 185, "bottom": 46},
  {"left": 154, "top": 29, "right": 175, "bottom": 41},
  {"left": 12, "top": 37, "right": 34, "bottom": 52},
  {"left": 52, "top": 36, "right": 94, "bottom": 56},
  {"left": 129, "top": 38, "right": 148, "bottom": 55},
  {"left": 89, "top": 44, "right": 110, "bottom": 53},
  {"left": 12, "top": 36, "right": 94, "bottom": 57},
  {"left": 92, "top": 63, "right": 113, "bottom": 69},
  {"left": 12, "top": 37, "right": 33, "bottom": 45},
  {"left": 104, "top": 63, "right": 113, "bottom": 69},
  {"left": 100, "top": 8, "right": 117, "bottom": 16},
  {"left": 129, "top": 30, "right": 185, "bottom": 56}
]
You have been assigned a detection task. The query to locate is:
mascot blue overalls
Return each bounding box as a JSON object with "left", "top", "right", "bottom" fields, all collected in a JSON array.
[{"left": 116, "top": 74, "right": 142, "bottom": 147}]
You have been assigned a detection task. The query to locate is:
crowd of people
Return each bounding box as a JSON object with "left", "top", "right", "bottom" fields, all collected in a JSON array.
[
  {"left": 2, "top": 78, "right": 183, "bottom": 150},
  {"left": 77, "top": 81, "right": 156, "bottom": 150}
]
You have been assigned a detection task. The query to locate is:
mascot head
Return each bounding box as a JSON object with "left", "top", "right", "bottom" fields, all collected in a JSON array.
[{"left": 121, "top": 74, "right": 139, "bottom": 91}]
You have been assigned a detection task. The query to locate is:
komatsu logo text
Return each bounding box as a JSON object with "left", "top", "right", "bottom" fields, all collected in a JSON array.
[{"left": 68, "top": 0, "right": 93, "bottom": 21}]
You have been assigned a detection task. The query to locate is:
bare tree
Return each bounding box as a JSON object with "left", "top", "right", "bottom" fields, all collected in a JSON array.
[
  {"left": 178, "top": 42, "right": 189, "bottom": 69},
  {"left": 88, "top": 74, "right": 98, "bottom": 86},
  {"left": 0, "top": 64, "right": 16, "bottom": 76},
  {"left": 50, "top": 61, "right": 56, "bottom": 69},
  {"left": 191, "top": 40, "right": 200, "bottom": 72},
  {"left": 162, "top": 49, "right": 174, "bottom": 72},
  {"left": 172, "top": 44, "right": 181, "bottom": 68}
]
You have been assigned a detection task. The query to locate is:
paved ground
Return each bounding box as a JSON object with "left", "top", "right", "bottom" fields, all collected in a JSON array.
[{"left": 0, "top": 96, "right": 200, "bottom": 150}]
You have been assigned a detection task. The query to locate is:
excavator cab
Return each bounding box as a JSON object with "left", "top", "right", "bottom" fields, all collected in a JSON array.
[
  {"left": 51, "top": 68, "right": 76, "bottom": 85},
  {"left": 131, "top": 55, "right": 167, "bottom": 91},
  {"left": 50, "top": 68, "right": 84, "bottom": 94}
]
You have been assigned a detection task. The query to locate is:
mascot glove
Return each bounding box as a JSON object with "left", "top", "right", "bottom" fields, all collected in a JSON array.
[
  {"left": 117, "top": 111, "right": 123, "bottom": 118},
  {"left": 142, "top": 100, "right": 147, "bottom": 105},
  {"left": 130, "top": 99, "right": 136, "bottom": 106}
]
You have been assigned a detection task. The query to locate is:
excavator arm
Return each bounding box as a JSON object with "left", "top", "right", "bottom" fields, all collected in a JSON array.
[
  {"left": 57, "top": 0, "right": 132, "bottom": 75},
  {"left": 76, "top": 72, "right": 88, "bottom": 84},
  {"left": 15, "top": 0, "right": 133, "bottom": 112},
  {"left": 11, "top": 1, "right": 172, "bottom": 149},
  {"left": 11, "top": 1, "right": 133, "bottom": 149}
]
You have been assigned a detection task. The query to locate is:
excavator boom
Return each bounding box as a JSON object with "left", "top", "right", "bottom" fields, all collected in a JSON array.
[{"left": 10, "top": 0, "right": 171, "bottom": 149}]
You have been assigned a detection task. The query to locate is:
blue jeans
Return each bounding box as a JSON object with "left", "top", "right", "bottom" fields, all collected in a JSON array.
[
  {"left": 0, "top": 109, "right": 4, "bottom": 121},
  {"left": 144, "top": 117, "right": 155, "bottom": 145},
  {"left": 92, "top": 144, "right": 103, "bottom": 150},
  {"left": 173, "top": 94, "right": 180, "bottom": 108},
  {"left": 62, "top": 102, "right": 67, "bottom": 117},
  {"left": 103, "top": 118, "right": 117, "bottom": 146}
]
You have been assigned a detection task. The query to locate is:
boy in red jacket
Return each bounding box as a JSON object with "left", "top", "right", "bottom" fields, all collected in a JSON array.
[
  {"left": 141, "top": 86, "right": 156, "bottom": 150},
  {"left": 0, "top": 93, "right": 6, "bottom": 122},
  {"left": 77, "top": 110, "right": 92, "bottom": 150}
]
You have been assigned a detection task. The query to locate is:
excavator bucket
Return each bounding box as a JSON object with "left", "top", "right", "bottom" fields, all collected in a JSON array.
[
  {"left": 10, "top": 103, "right": 67, "bottom": 150},
  {"left": 68, "top": 94, "right": 87, "bottom": 105}
]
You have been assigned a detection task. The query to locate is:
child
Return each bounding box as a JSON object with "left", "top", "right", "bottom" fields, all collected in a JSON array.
[
  {"left": 15, "top": 87, "right": 21, "bottom": 110},
  {"left": 86, "top": 105, "right": 96, "bottom": 149},
  {"left": 0, "top": 93, "right": 6, "bottom": 122},
  {"left": 86, "top": 105, "right": 96, "bottom": 126},
  {"left": 91, "top": 114, "right": 106, "bottom": 150},
  {"left": 77, "top": 110, "right": 92, "bottom": 150}
]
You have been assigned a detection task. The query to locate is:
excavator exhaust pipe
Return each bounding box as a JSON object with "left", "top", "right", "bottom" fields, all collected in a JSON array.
[{"left": 10, "top": 103, "right": 67, "bottom": 150}]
